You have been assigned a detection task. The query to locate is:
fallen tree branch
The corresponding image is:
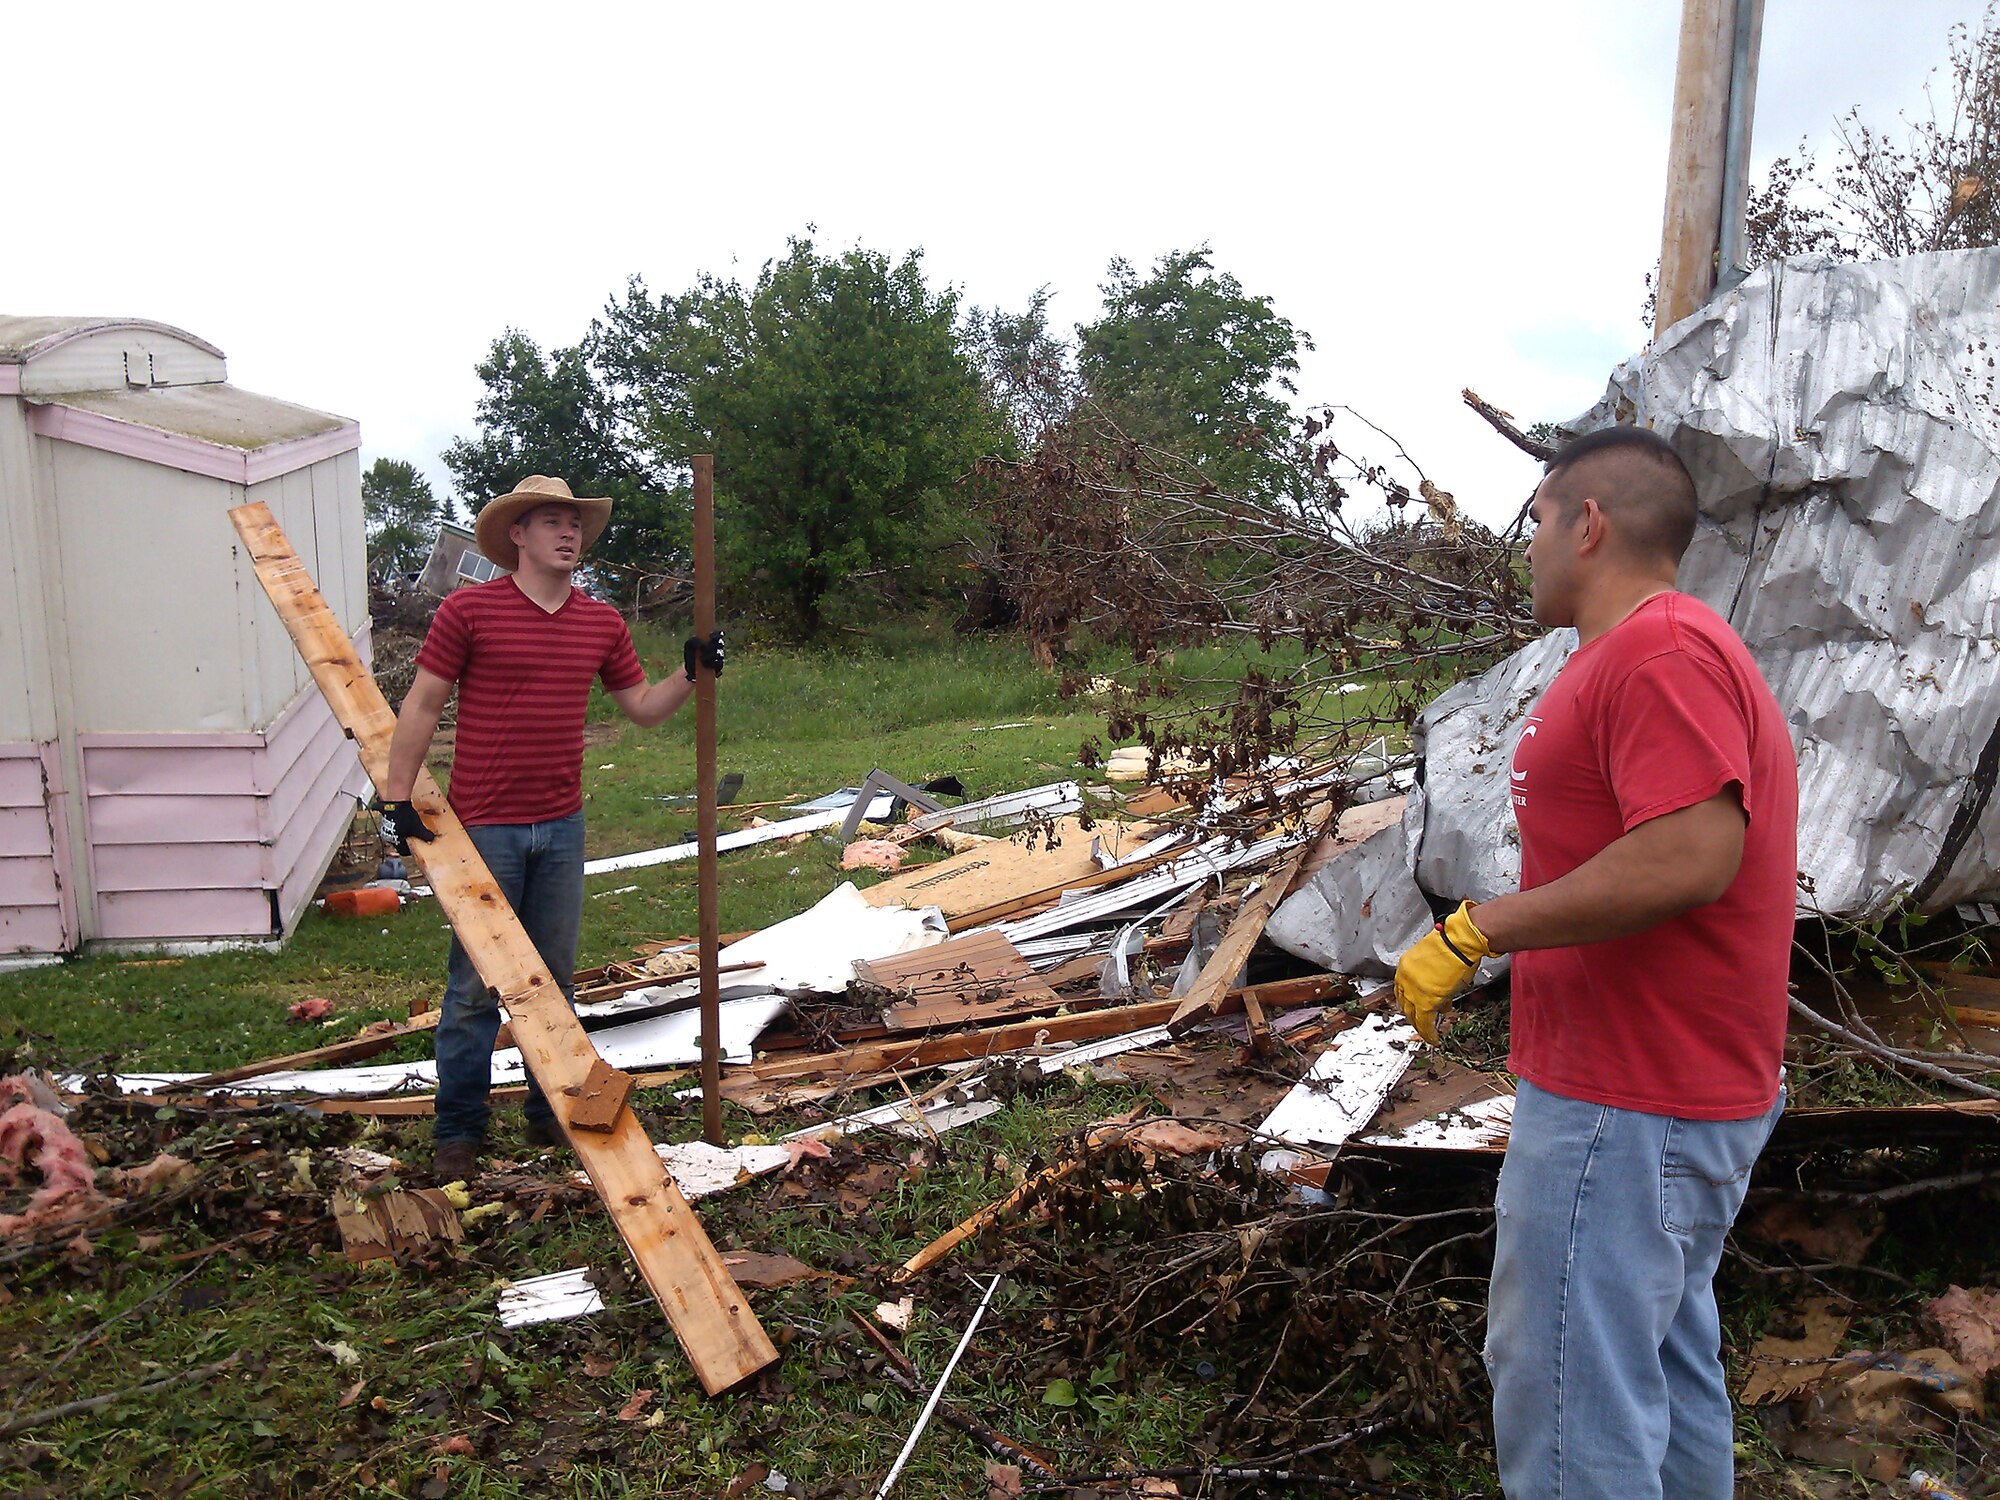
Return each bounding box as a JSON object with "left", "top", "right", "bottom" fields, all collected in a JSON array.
[
  {"left": 1788, "top": 996, "right": 2000, "bottom": 1100},
  {"left": 849, "top": 1312, "right": 1059, "bottom": 1480},
  {"left": 0, "top": 1352, "right": 242, "bottom": 1440},
  {"left": 1461, "top": 388, "right": 1558, "bottom": 462}
]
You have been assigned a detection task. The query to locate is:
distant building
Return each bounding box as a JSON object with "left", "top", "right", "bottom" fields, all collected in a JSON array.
[
  {"left": 417, "top": 520, "right": 506, "bottom": 597},
  {"left": 0, "top": 315, "right": 371, "bottom": 959}
]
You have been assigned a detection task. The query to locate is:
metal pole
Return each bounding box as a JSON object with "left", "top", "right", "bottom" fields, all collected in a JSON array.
[
  {"left": 692, "top": 453, "right": 723, "bottom": 1146},
  {"left": 1714, "top": 0, "right": 1767, "bottom": 295}
]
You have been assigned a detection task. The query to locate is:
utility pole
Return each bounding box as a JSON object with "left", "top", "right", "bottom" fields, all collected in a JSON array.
[{"left": 1656, "top": 0, "right": 1766, "bottom": 334}]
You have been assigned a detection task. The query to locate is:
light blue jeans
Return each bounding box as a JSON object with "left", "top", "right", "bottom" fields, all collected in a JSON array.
[
  {"left": 1486, "top": 1077, "right": 1785, "bottom": 1500},
  {"left": 433, "top": 812, "right": 586, "bottom": 1146}
]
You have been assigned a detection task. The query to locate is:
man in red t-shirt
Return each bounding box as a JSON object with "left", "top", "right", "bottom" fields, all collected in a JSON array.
[
  {"left": 378, "top": 476, "right": 725, "bottom": 1185},
  {"left": 1394, "top": 429, "right": 1797, "bottom": 1499}
]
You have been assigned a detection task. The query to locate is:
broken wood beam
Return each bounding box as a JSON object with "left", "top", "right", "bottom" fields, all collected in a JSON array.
[
  {"left": 1167, "top": 808, "right": 1335, "bottom": 1047},
  {"left": 228, "top": 501, "right": 775, "bottom": 1395}
]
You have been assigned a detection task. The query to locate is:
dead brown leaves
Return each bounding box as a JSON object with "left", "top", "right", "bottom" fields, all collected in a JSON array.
[{"left": 1927, "top": 1284, "right": 2000, "bottom": 1375}]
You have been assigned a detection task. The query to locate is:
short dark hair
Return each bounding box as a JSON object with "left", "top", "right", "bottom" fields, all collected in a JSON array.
[{"left": 1542, "top": 426, "right": 1699, "bottom": 563}]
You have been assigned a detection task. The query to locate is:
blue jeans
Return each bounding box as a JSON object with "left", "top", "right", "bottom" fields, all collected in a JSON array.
[
  {"left": 433, "top": 812, "right": 585, "bottom": 1145},
  {"left": 1486, "top": 1078, "right": 1785, "bottom": 1500}
]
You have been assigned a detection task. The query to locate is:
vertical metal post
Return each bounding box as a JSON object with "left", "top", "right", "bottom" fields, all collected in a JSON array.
[
  {"left": 1714, "top": 0, "right": 1767, "bottom": 295},
  {"left": 692, "top": 453, "right": 723, "bottom": 1146}
]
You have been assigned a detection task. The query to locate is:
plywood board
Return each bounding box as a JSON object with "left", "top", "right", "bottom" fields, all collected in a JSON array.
[
  {"left": 229, "top": 501, "right": 775, "bottom": 1395},
  {"left": 858, "top": 817, "right": 1151, "bottom": 917},
  {"left": 858, "top": 929, "right": 1064, "bottom": 1032}
]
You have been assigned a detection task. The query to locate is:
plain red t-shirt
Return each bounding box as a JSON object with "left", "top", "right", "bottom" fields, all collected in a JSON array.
[
  {"left": 414, "top": 578, "right": 646, "bottom": 828},
  {"left": 1506, "top": 593, "right": 1797, "bottom": 1119}
]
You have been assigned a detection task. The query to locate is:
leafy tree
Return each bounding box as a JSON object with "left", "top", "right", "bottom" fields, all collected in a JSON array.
[
  {"left": 442, "top": 331, "right": 679, "bottom": 583},
  {"left": 361, "top": 458, "right": 442, "bottom": 582},
  {"left": 1077, "top": 247, "right": 1311, "bottom": 504},
  {"left": 962, "top": 287, "right": 1077, "bottom": 453},
  {"left": 590, "top": 237, "right": 998, "bottom": 636},
  {"left": 1747, "top": 5, "right": 2000, "bottom": 265}
]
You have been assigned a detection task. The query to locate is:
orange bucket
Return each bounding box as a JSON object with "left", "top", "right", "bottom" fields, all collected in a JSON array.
[{"left": 325, "top": 887, "right": 401, "bottom": 918}]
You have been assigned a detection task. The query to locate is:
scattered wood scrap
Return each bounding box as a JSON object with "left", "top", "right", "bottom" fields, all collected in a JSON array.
[
  {"left": 860, "top": 930, "right": 1063, "bottom": 1032},
  {"left": 332, "top": 1185, "right": 464, "bottom": 1262}
]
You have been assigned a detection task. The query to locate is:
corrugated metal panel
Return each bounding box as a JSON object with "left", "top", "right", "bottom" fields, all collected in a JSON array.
[{"left": 1274, "top": 248, "right": 2000, "bottom": 970}]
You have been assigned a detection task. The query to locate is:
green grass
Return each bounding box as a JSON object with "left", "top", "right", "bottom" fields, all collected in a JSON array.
[{"left": 2, "top": 627, "right": 1352, "bottom": 1499}]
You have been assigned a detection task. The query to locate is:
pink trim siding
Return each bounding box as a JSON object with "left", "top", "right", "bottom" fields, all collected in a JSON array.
[
  {"left": 78, "top": 684, "right": 369, "bottom": 945},
  {"left": 0, "top": 806, "right": 54, "bottom": 857},
  {"left": 25, "top": 401, "right": 360, "bottom": 485},
  {"left": 0, "top": 905, "right": 65, "bottom": 952},
  {"left": 0, "top": 756, "right": 45, "bottom": 806},
  {"left": 95, "top": 888, "right": 273, "bottom": 942},
  {"left": 0, "top": 855, "right": 59, "bottom": 906},
  {"left": 0, "top": 742, "right": 72, "bottom": 956},
  {"left": 0, "top": 366, "right": 19, "bottom": 396}
]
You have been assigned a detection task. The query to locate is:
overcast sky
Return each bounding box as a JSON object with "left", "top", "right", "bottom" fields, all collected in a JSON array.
[{"left": 7, "top": 1, "right": 1987, "bottom": 526}]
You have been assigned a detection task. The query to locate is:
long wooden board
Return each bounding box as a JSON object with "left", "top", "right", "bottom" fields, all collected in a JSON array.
[
  {"left": 229, "top": 502, "right": 775, "bottom": 1395},
  {"left": 1167, "top": 806, "right": 1335, "bottom": 1042}
]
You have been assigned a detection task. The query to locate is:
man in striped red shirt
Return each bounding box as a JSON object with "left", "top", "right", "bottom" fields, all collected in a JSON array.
[{"left": 379, "top": 476, "right": 724, "bottom": 1184}]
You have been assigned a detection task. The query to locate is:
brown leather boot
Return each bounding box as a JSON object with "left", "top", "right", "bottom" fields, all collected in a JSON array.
[{"left": 433, "top": 1139, "right": 480, "bottom": 1184}]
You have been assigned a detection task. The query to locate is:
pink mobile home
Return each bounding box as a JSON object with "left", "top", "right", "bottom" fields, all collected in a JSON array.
[{"left": 0, "top": 315, "right": 372, "bottom": 959}]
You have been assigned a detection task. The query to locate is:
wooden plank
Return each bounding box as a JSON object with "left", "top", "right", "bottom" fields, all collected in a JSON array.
[
  {"left": 749, "top": 973, "right": 1343, "bottom": 1085},
  {"left": 1167, "top": 807, "right": 1335, "bottom": 1045},
  {"left": 1656, "top": 0, "right": 1737, "bottom": 331},
  {"left": 944, "top": 845, "right": 1187, "bottom": 933},
  {"left": 859, "top": 816, "right": 1139, "bottom": 918},
  {"left": 228, "top": 501, "right": 775, "bottom": 1396},
  {"left": 170, "top": 1010, "right": 443, "bottom": 1090}
]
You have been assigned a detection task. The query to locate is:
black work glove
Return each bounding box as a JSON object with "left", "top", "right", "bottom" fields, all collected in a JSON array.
[
  {"left": 379, "top": 799, "right": 435, "bottom": 856},
  {"left": 683, "top": 629, "right": 726, "bottom": 682}
]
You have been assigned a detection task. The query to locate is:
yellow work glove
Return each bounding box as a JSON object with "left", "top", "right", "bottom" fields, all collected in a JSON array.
[{"left": 1394, "top": 900, "right": 1492, "bottom": 1045}]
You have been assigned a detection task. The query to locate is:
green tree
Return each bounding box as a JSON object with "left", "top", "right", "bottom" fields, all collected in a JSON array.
[
  {"left": 591, "top": 236, "right": 998, "bottom": 636},
  {"left": 442, "top": 331, "right": 679, "bottom": 583},
  {"left": 360, "top": 457, "right": 442, "bottom": 582},
  {"left": 1077, "top": 246, "right": 1311, "bottom": 504}
]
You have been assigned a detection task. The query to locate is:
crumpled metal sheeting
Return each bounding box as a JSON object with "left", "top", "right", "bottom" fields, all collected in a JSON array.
[
  {"left": 1270, "top": 249, "right": 2000, "bottom": 959},
  {"left": 1263, "top": 796, "right": 1432, "bottom": 977},
  {"left": 1408, "top": 631, "right": 1571, "bottom": 907},
  {"left": 1612, "top": 250, "right": 2000, "bottom": 916}
]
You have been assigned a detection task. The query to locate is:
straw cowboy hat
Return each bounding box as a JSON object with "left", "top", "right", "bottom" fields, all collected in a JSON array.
[{"left": 473, "top": 476, "right": 612, "bottom": 571}]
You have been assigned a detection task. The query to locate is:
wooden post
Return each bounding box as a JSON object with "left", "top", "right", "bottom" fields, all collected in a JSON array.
[
  {"left": 1656, "top": 0, "right": 1741, "bottom": 332},
  {"left": 228, "top": 501, "right": 776, "bottom": 1395},
  {"left": 693, "top": 454, "right": 724, "bottom": 1147}
]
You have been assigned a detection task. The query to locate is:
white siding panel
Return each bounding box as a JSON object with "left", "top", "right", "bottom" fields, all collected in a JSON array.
[{"left": 46, "top": 444, "right": 249, "bottom": 733}]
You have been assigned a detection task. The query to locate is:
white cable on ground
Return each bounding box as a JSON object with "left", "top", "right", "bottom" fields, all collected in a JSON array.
[{"left": 874, "top": 1273, "right": 1004, "bottom": 1499}]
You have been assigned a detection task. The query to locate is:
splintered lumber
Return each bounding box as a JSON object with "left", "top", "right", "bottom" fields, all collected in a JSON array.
[
  {"left": 944, "top": 845, "right": 1187, "bottom": 933},
  {"left": 333, "top": 1184, "right": 463, "bottom": 1262},
  {"left": 228, "top": 501, "right": 776, "bottom": 1395},
  {"left": 1167, "top": 807, "right": 1335, "bottom": 1045},
  {"left": 751, "top": 973, "right": 1343, "bottom": 1085}
]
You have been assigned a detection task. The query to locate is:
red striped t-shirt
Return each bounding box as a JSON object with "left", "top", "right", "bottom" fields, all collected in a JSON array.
[{"left": 414, "top": 578, "right": 645, "bottom": 827}]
